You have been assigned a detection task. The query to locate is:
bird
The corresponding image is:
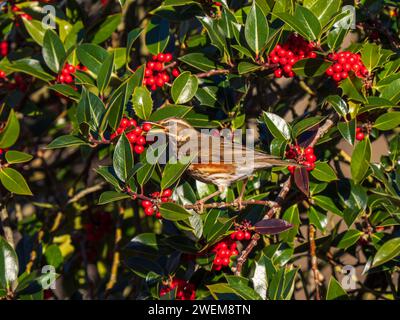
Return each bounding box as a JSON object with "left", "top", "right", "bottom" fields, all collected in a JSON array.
[{"left": 150, "top": 118, "right": 296, "bottom": 211}]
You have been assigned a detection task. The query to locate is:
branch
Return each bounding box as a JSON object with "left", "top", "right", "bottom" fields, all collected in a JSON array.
[
  {"left": 67, "top": 182, "right": 106, "bottom": 205},
  {"left": 196, "top": 69, "right": 230, "bottom": 78},
  {"left": 184, "top": 199, "right": 277, "bottom": 211},
  {"left": 0, "top": 203, "right": 14, "bottom": 248},
  {"left": 309, "top": 224, "right": 321, "bottom": 300}
]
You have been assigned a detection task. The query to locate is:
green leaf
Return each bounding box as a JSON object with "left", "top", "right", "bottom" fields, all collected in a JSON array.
[
  {"left": 178, "top": 53, "right": 216, "bottom": 72},
  {"left": 0, "top": 237, "right": 19, "bottom": 290},
  {"left": 77, "top": 88, "right": 105, "bottom": 130},
  {"left": 44, "top": 244, "right": 63, "bottom": 269},
  {"left": 292, "top": 58, "right": 331, "bottom": 77},
  {"left": 96, "top": 166, "right": 121, "bottom": 190},
  {"left": 292, "top": 116, "right": 324, "bottom": 137},
  {"left": 49, "top": 84, "right": 81, "bottom": 101},
  {"left": 91, "top": 14, "right": 122, "bottom": 44},
  {"left": 159, "top": 202, "right": 192, "bottom": 221},
  {"left": 132, "top": 87, "right": 153, "bottom": 120},
  {"left": 8, "top": 59, "right": 54, "bottom": 82},
  {"left": 0, "top": 110, "right": 20, "bottom": 149},
  {"left": 351, "top": 139, "right": 371, "bottom": 184},
  {"left": 22, "top": 19, "right": 47, "bottom": 45},
  {"left": 303, "top": 0, "right": 341, "bottom": 27},
  {"left": 337, "top": 119, "right": 356, "bottom": 145},
  {"left": 97, "top": 51, "right": 114, "bottom": 94},
  {"left": 361, "top": 43, "right": 382, "bottom": 72},
  {"left": 326, "top": 277, "right": 349, "bottom": 300},
  {"left": 336, "top": 230, "right": 363, "bottom": 249},
  {"left": 113, "top": 133, "right": 133, "bottom": 182},
  {"left": 5, "top": 151, "right": 33, "bottom": 164},
  {"left": 145, "top": 17, "right": 170, "bottom": 55},
  {"left": 275, "top": 6, "right": 321, "bottom": 41},
  {"left": 373, "top": 112, "right": 400, "bottom": 131},
  {"left": 161, "top": 156, "right": 194, "bottom": 190},
  {"left": 149, "top": 105, "right": 192, "bottom": 121},
  {"left": 42, "top": 29, "right": 66, "bottom": 73},
  {"left": 98, "top": 191, "right": 131, "bottom": 205},
  {"left": 372, "top": 237, "right": 400, "bottom": 268},
  {"left": 0, "top": 168, "right": 32, "bottom": 196},
  {"left": 171, "top": 71, "right": 198, "bottom": 104},
  {"left": 46, "top": 135, "right": 88, "bottom": 149},
  {"left": 198, "top": 16, "right": 228, "bottom": 58},
  {"left": 102, "top": 65, "right": 145, "bottom": 131},
  {"left": 245, "top": 3, "right": 269, "bottom": 56},
  {"left": 280, "top": 205, "right": 300, "bottom": 244},
  {"left": 327, "top": 27, "right": 348, "bottom": 51},
  {"left": 380, "top": 77, "right": 400, "bottom": 104},
  {"left": 238, "top": 61, "right": 262, "bottom": 74},
  {"left": 76, "top": 44, "right": 109, "bottom": 74},
  {"left": 126, "top": 28, "right": 143, "bottom": 61},
  {"left": 308, "top": 206, "right": 327, "bottom": 231},
  {"left": 262, "top": 112, "right": 291, "bottom": 140},
  {"left": 339, "top": 77, "right": 366, "bottom": 103},
  {"left": 313, "top": 195, "right": 342, "bottom": 216}
]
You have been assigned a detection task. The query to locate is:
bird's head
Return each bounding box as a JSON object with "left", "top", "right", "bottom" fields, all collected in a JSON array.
[{"left": 149, "top": 118, "right": 198, "bottom": 145}]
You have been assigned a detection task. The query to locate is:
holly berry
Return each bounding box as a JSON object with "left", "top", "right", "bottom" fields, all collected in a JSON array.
[
  {"left": 144, "top": 207, "right": 154, "bottom": 216},
  {"left": 172, "top": 68, "right": 180, "bottom": 78},
  {"left": 0, "top": 70, "right": 6, "bottom": 79},
  {"left": 162, "top": 189, "right": 172, "bottom": 197},
  {"left": 141, "top": 200, "right": 152, "bottom": 208},
  {"left": 356, "top": 132, "right": 365, "bottom": 141},
  {"left": 326, "top": 51, "right": 368, "bottom": 82},
  {"left": 134, "top": 145, "right": 145, "bottom": 154},
  {"left": 286, "top": 144, "right": 317, "bottom": 174},
  {"left": 142, "top": 123, "right": 152, "bottom": 132},
  {"left": 270, "top": 34, "right": 317, "bottom": 78}
]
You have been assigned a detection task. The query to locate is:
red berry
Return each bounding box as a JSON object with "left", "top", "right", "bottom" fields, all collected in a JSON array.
[
  {"left": 155, "top": 212, "right": 162, "bottom": 219},
  {"left": 356, "top": 127, "right": 362, "bottom": 133},
  {"left": 161, "top": 73, "right": 170, "bottom": 83},
  {"left": 333, "top": 73, "right": 342, "bottom": 81},
  {"left": 0, "top": 70, "right": 6, "bottom": 78},
  {"left": 134, "top": 145, "right": 145, "bottom": 154},
  {"left": 271, "top": 55, "right": 280, "bottom": 63},
  {"left": 147, "top": 62, "right": 155, "bottom": 69},
  {"left": 304, "top": 161, "right": 315, "bottom": 171},
  {"left": 279, "top": 57, "right": 288, "bottom": 65},
  {"left": 304, "top": 147, "right": 314, "bottom": 155},
  {"left": 120, "top": 118, "right": 129, "bottom": 128},
  {"left": 162, "top": 189, "right": 172, "bottom": 197},
  {"left": 172, "top": 68, "right": 180, "bottom": 77},
  {"left": 155, "top": 77, "right": 164, "bottom": 87},
  {"left": 244, "top": 231, "right": 251, "bottom": 240},
  {"left": 231, "top": 250, "right": 238, "bottom": 256},
  {"left": 136, "top": 136, "right": 146, "bottom": 145},
  {"left": 326, "top": 67, "right": 334, "bottom": 76},
  {"left": 142, "top": 123, "right": 152, "bottom": 132},
  {"left": 333, "top": 64, "right": 342, "bottom": 73},
  {"left": 67, "top": 65, "right": 76, "bottom": 73},
  {"left": 283, "top": 64, "right": 292, "bottom": 74},
  {"left": 133, "top": 126, "right": 143, "bottom": 135},
  {"left": 222, "top": 257, "right": 230, "bottom": 266},
  {"left": 306, "top": 153, "right": 317, "bottom": 162},
  {"left": 274, "top": 68, "right": 283, "bottom": 78},
  {"left": 154, "top": 62, "right": 163, "bottom": 71},
  {"left": 150, "top": 84, "right": 157, "bottom": 91},
  {"left": 64, "top": 74, "right": 73, "bottom": 83},
  {"left": 128, "top": 119, "right": 136, "bottom": 128},
  {"left": 157, "top": 53, "right": 165, "bottom": 62},
  {"left": 127, "top": 132, "right": 137, "bottom": 143},
  {"left": 145, "top": 68, "right": 153, "bottom": 77},
  {"left": 141, "top": 200, "right": 152, "bottom": 208},
  {"left": 164, "top": 53, "right": 173, "bottom": 62},
  {"left": 214, "top": 258, "right": 222, "bottom": 265},
  {"left": 340, "top": 71, "right": 348, "bottom": 79},
  {"left": 277, "top": 49, "right": 286, "bottom": 57},
  {"left": 356, "top": 132, "right": 365, "bottom": 141},
  {"left": 144, "top": 207, "right": 154, "bottom": 216},
  {"left": 161, "top": 197, "right": 169, "bottom": 203},
  {"left": 62, "top": 68, "right": 70, "bottom": 76},
  {"left": 308, "top": 52, "right": 317, "bottom": 59},
  {"left": 235, "top": 231, "right": 244, "bottom": 240},
  {"left": 288, "top": 165, "right": 295, "bottom": 174}
]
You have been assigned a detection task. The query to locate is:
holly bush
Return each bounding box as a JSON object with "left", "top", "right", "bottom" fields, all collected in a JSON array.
[{"left": 0, "top": 0, "right": 399, "bottom": 301}]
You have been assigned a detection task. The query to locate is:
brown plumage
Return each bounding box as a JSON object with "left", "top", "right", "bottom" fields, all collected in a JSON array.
[{"left": 155, "top": 118, "right": 295, "bottom": 197}]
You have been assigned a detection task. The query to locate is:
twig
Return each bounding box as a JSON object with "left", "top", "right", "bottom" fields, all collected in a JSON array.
[
  {"left": 67, "top": 182, "right": 106, "bottom": 205},
  {"left": 196, "top": 69, "right": 230, "bottom": 78},
  {"left": 0, "top": 202, "right": 14, "bottom": 248},
  {"left": 233, "top": 233, "right": 260, "bottom": 276},
  {"left": 184, "top": 199, "right": 277, "bottom": 211},
  {"left": 309, "top": 118, "right": 335, "bottom": 147},
  {"left": 309, "top": 224, "right": 321, "bottom": 300}
]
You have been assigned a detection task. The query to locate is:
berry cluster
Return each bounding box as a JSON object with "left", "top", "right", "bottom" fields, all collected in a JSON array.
[
  {"left": 0, "top": 41, "right": 8, "bottom": 57},
  {"left": 211, "top": 239, "right": 238, "bottom": 271},
  {"left": 111, "top": 117, "right": 152, "bottom": 154},
  {"left": 57, "top": 63, "right": 87, "bottom": 84},
  {"left": 286, "top": 146, "right": 317, "bottom": 174},
  {"left": 356, "top": 127, "right": 366, "bottom": 141},
  {"left": 326, "top": 51, "right": 368, "bottom": 82},
  {"left": 141, "top": 189, "right": 173, "bottom": 219},
  {"left": 160, "top": 278, "right": 196, "bottom": 300},
  {"left": 269, "top": 34, "right": 317, "bottom": 78},
  {"left": 144, "top": 53, "right": 180, "bottom": 91}
]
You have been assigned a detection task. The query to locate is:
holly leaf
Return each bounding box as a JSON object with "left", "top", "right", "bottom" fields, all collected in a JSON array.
[{"left": 0, "top": 168, "right": 32, "bottom": 196}]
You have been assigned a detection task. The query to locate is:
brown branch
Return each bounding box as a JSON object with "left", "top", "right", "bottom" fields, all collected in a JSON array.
[
  {"left": 162, "top": 61, "right": 177, "bottom": 71},
  {"left": 309, "top": 225, "right": 321, "bottom": 300},
  {"left": 196, "top": 69, "right": 230, "bottom": 78},
  {"left": 233, "top": 233, "right": 260, "bottom": 276},
  {"left": 184, "top": 199, "right": 277, "bottom": 211},
  {"left": 67, "top": 182, "right": 106, "bottom": 205},
  {"left": 0, "top": 203, "right": 14, "bottom": 249},
  {"left": 309, "top": 118, "right": 335, "bottom": 147}
]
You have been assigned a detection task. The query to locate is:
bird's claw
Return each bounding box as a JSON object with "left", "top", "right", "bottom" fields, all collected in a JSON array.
[
  {"left": 193, "top": 201, "right": 205, "bottom": 213},
  {"left": 233, "top": 198, "right": 245, "bottom": 211}
]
